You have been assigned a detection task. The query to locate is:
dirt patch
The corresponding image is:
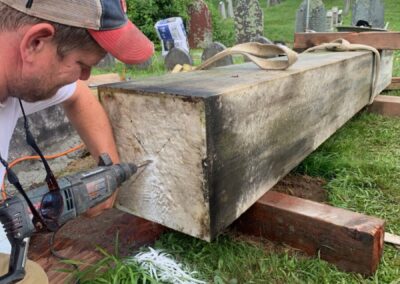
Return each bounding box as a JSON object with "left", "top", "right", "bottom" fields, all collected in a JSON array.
[{"left": 271, "top": 174, "right": 327, "bottom": 203}]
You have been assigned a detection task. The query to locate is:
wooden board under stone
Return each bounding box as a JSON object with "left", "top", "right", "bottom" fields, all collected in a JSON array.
[{"left": 99, "top": 51, "right": 392, "bottom": 241}]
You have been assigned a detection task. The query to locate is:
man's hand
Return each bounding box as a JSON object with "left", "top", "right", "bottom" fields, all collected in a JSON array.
[{"left": 85, "top": 190, "right": 119, "bottom": 217}]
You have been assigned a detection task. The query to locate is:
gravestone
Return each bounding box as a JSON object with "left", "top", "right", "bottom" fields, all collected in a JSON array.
[
  {"left": 253, "top": 35, "right": 273, "bottom": 44},
  {"left": 164, "top": 48, "right": 193, "bottom": 70},
  {"left": 188, "top": 0, "right": 213, "bottom": 49},
  {"left": 96, "top": 53, "right": 116, "bottom": 69},
  {"left": 201, "top": 42, "right": 233, "bottom": 68},
  {"left": 267, "top": 0, "right": 280, "bottom": 6},
  {"left": 126, "top": 57, "right": 153, "bottom": 71},
  {"left": 234, "top": 0, "right": 264, "bottom": 44},
  {"left": 226, "top": 0, "right": 234, "bottom": 18},
  {"left": 352, "top": 0, "right": 384, "bottom": 28},
  {"left": 218, "top": 1, "right": 227, "bottom": 19},
  {"left": 326, "top": 10, "right": 334, "bottom": 31},
  {"left": 295, "top": 0, "right": 327, "bottom": 32}
]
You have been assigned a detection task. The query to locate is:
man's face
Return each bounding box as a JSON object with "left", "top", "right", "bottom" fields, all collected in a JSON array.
[{"left": 9, "top": 43, "right": 105, "bottom": 102}]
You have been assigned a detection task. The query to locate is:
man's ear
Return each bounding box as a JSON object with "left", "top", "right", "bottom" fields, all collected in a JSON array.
[{"left": 19, "top": 23, "right": 56, "bottom": 63}]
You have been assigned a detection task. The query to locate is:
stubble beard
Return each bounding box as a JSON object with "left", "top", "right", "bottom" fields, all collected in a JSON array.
[{"left": 8, "top": 75, "right": 59, "bottom": 103}]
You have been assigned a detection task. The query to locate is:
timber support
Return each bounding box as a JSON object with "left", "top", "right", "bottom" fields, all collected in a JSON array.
[{"left": 234, "top": 191, "right": 385, "bottom": 276}]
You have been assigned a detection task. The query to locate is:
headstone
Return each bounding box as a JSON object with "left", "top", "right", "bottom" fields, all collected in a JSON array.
[
  {"left": 326, "top": 10, "right": 334, "bottom": 31},
  {"left": 226, "top": 0, "right": 234, "bottom": 18},
  {"left": 188, "top": 0, "right": 213, "bottom": 49},
  {"left": 295, "top": 0, "right": 327, "bottom": 32},
  {"left": 267, "top": 0, "right": 280, "bottom": 6},
  {"left": 218, "top": 1, "right": 227, "bottom": 19},
  {"left": 332, "top": 6, "right": 339, "bottom": 25},
  {"left": 234, "top": 0, "right": 264, "bottom": 44},
  {"left": 96, "top": 53, "right": 115, "bottom": 69},
  {"left": 164, "top": 48, "right": 193, "bottom": 71},
  {"left": 201, "top": 42, "right": 233, "bottom": 68},
  {"left": 126, "top": 57, "right": 153, "bottom": 71},
  {"left": 352, "top": 0, "right": 384, "bottom": 28},
  {"left": 253, "top": 35, "right": 273, "bottom": 44}
]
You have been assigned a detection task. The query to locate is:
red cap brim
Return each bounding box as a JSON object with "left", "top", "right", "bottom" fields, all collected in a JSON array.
[{"left": 89, "top": 21, "right": 154, "bottom": 64}]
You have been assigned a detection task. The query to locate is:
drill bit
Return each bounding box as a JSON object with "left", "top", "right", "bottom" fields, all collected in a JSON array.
[{"left": 137, "top": 160, "right": 152, "bottom": 168}]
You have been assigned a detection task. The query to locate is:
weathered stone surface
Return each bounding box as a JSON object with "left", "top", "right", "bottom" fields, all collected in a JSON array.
[
  {"left": 164, "top": 47, "right": 193, "bottom": 70},
  {"left": 226, "top": 0, "right": 234, "bottom": 18},
  {"left": 9, "top": 105, "right": 81, "bottom": 187},
  {"left": 218, "top": 1, "right": 227, "bottom": 19},
  {"left": 296, "top": 0, "right": 326, "bottom": 32},
  {"left": 188, "top": 0, "right": 213, "bottom": 49},
  {"left": 234, "top": 0, "right": 264, "bottom": 43},
  {"left": 352, "top": 0, "right": 384, "bottom": 28},
  {"left": 99, "top": 51, "right": 391, "bottom": 241},
  {"left": 201, "top": 42, "right": 233, "bottom": 68}
]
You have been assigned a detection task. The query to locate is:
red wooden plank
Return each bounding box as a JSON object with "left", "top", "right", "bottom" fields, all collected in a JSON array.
[
  {"left": 385, "top": 77, "right": 400, "bottom": 90},
  {"left": 234, "top": 191, "right": 385, "bottom": 276},
  {"left": 368, "top": 95, "right": 400, "bottom": 117},
  {"left": 294, "top": 32, "right": 400, "bottom": 51}
]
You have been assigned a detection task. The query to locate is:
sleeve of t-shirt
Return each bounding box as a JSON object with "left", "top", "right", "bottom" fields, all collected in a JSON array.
[{"left": 20, "top": 82, "right": 77, "bottom": 116}]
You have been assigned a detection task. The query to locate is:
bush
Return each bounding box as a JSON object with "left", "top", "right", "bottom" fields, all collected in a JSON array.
[{"left": 205, "top": 0, "right": 236, "bottom": 47}]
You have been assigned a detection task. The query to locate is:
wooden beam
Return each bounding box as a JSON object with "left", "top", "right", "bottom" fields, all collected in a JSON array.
[
  {"left": 29, "top": 209, "right": 165, "bottom": 283},
  {"left": 367, "top": 95, "right": 400, "bottom": 117},
  {"left": 385, "top": 77, "right": 400, "bottom": 91},
  {"left": 294, "top": 32, "right": 400, "bottom": 51},
  {"left": 234, "top": 191, "right": 385, "bottom": 276}
]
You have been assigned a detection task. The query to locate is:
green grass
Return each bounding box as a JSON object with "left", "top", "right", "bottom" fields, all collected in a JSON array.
[{"left": 79, "top": 1, "right": 400, "bottom": 283}]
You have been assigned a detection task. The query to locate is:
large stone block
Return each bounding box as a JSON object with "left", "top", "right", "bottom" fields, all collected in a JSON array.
[{"left": 99, "top": 51, "right": 391, "bottom": 241}]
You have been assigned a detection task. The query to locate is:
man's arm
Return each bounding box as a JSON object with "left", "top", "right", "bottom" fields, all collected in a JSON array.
[
  {"left": 62, "top": 80, "right": 120, "bottom": 215},
  {"left": 62, "top": 80, "right": 120, "bottom": 164}
]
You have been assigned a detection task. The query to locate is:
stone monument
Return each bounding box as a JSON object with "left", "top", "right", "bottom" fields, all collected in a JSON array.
[
  {"left": 164, "top": 48, "right": 193, "bottom": 70},
  {"left": 201, "top": 42, "right": 233, "bottom": 68},
  {"left": 352, "top": 0, "right": 384, "bottom": 28},
  {"left": 188, "top": 0, "right": 213, "bottom": 49},
  {"left": 234, "top": 0, "right": 264, "bottom": 44},
  {"left": 295, "top": 0, "right": 327, "bottom": 32}
]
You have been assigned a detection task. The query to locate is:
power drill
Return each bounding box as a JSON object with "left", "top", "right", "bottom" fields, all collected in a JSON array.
[{"left": 0, "top": 154, "right": 145, "bottom": 284}]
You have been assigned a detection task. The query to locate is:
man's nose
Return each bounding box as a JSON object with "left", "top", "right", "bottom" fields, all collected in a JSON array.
[{"left": 79, "top": 68, "right": 91, "bottom": 81}]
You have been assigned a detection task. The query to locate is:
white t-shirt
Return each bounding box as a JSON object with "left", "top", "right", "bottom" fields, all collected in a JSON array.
[{"left": 0, "top": 82, "right": 76, "bottom": 253}]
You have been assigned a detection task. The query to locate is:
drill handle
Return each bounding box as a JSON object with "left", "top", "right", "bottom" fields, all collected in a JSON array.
[
  {"left": 0, "top": 238, "right": 29, "bottom": 284},
  {"left": 0, "top": 197, "right": 34, "bottom": 284}
]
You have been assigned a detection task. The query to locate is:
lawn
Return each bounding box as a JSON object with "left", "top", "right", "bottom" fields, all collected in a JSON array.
[{"left": 80, "top": 1, "right": 400, "bottom": 283}]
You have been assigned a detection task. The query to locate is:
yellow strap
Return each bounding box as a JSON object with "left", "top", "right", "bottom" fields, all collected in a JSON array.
[{"left": 195, "top": 42, "right": 299, "bottom": 71}]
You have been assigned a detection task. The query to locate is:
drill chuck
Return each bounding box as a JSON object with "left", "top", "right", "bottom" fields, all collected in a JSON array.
[{"left": 115, "top": 163, "right": 138, "bottom": 185}]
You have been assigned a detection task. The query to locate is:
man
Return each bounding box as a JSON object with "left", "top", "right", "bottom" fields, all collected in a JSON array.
[{"left": 0, "top": 0, "right": 154, "bottom": 282}]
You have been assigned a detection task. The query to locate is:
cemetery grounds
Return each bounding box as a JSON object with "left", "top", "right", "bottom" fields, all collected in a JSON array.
[{"left": 79, "top": 0, "right": 400, "bottom": 283}]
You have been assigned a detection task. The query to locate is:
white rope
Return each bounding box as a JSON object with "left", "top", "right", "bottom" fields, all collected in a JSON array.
[{"left": 127, "top": 247, "right": 206, "bottom": 284}]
